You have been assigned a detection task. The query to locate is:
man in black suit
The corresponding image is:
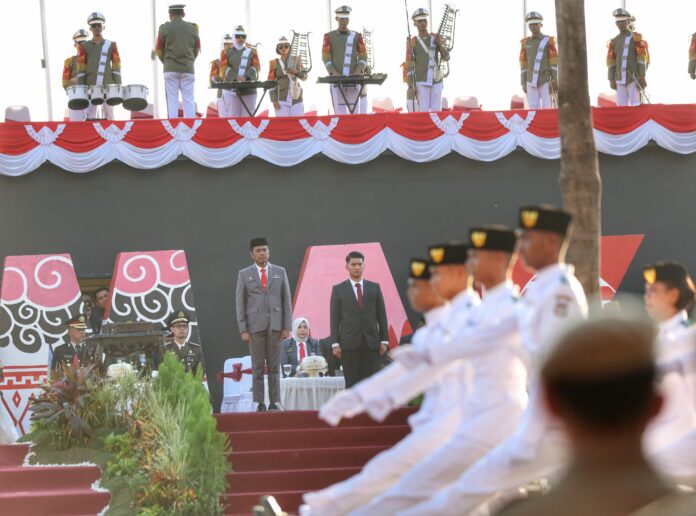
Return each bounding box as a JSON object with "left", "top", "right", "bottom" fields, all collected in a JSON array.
[{"left": 330, "top": 251, "right": 389, "bottom": 388}]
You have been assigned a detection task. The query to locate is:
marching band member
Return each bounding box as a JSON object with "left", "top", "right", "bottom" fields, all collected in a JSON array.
[
  {"left": 519, "top": 12, "right": 558, "bottom": 109},
  {"left": 404, "top": 8, "right": 449, "bottom": 112},
  {"left": 156, "top": 3, "right": 200, "bottom": 119},
  {"left": 322, "top": 5, "right": 369, "bottom": 114},
  {"left": 304, "top": 249, "right": 479, "bottom": 515},
  {"left": 78, "top": 12, "right": 121, "bottom": 120},
  {"left": 689, "top": 32, "right": 696, "bottom": 80},
  {"left": 401, "top": 61, "right": 417, "bottom": 112},
  {"left": 356, "top": 227, "right": 527, "bottom": 514},
  {"left": 396, "top": 206, "right": 588, "bottom": 516},
  {"left": 210, "top": 34, "right": 233, "bottom": 117},
  {"left": 63, "top": 29, "right": 89, "bottom": 121},
  {"left": 268, "top": 36, "right": 307, "bottom": 117},
  {"left": 607, "top": 8, "right": 649, "bottom": 106},
  {"left": 220, "top": 25, "right": 261, "bottom": 117}
]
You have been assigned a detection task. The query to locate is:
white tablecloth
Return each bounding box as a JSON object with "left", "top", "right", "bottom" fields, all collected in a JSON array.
[{"left": 263, "top": 376, "right": 346, "bottom": 410}]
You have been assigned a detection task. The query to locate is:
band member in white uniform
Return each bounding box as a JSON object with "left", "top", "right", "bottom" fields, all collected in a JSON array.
[
  {"left": 220, "top": 25, "right": 260, "bottom": 117},
  {"left": 519, "top": 12, "right": 558, "bottom": 109},
  {"left": 397, "top": 205, "right": 588, "bottom": 516},
  {"left": 607, "top": 8, "right": 649, "bottom": 106},
  {"left": 304, "top": 247, "right": 479, "bottom": 515},
  {"left": 62, "top": 29, "right": 89, "bottom": 121},
  {"left": 268, "top": 36, "right": 307, "bottom": 117}
]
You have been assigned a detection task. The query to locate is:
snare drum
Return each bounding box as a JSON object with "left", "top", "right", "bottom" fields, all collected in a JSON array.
[
  {"left": 66, "top": 85, "right": 90, "bottom": 110},
  {"left": 89, "top": 85, "right": 107, "bottom": 105},
  {"left": 105, "top": 84, "right": 124, "bottom": 106},
  {"left": 123, "top": 84, "right": 149, "bottom": 111}
]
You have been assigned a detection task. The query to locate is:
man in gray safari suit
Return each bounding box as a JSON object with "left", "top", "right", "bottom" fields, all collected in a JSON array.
[{"left": 236, "top": 237, "right": 292, "bottom": 411}]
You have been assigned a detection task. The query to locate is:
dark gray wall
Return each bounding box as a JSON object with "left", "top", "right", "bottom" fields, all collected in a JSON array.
[{"left": 2, "top": 147, "right": 695, "bottom": 408}]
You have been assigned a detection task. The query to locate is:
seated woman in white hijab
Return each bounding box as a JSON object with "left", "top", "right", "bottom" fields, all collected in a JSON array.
[
  {"left": 280, "top": 317, "right": 321, "bottom": 377},
  {"left": 268, "top": 36, "right": 307, "bottom": 117}
]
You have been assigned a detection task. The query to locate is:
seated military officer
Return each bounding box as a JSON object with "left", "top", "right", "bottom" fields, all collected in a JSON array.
[
  {"left": 51, "top": 314, "right": 89, "bottom": 375},
  {"left": 163, "top": 310, "right": 205, "bottom": 376}
]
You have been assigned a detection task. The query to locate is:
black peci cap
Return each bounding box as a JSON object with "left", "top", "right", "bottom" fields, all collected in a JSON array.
[
  {"left": 518, "top": 205, "right": 572, "bottom": 236},
  {"left": 428, "top": 242, "right": 469, "bottom": 265},
  {"left": 469, "top": 226, "right": 517, "bottom": 253}
]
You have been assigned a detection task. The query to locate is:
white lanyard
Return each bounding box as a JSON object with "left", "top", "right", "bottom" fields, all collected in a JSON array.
[
  {"left": 95, "top": 40, "right": 111, "bottom": 86},
  {"left": 231, "top": 47, "right": 252, "bottom": 96},
  {"left": 416, "top": 35, "right": 437, "bottom": 85},
  {"left": 531, "top": 36, "right": 549, "bottom": 87},
  {"left": 342, "top": 31, "right": 356, "bottom": 76},
  {"left": 618, "top": 34, "right": 632, "bottom": 85}
]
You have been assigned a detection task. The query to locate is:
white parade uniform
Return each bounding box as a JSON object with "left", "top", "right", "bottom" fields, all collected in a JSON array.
[
  {"left": 399, "top": 264, "right": 587, "bottom": 516},
  {"left": 305, "top": 291, "right": 480, "bottom": 515},
  {"left": 356, "top": 281, "right": 527, "bottom": 515}
]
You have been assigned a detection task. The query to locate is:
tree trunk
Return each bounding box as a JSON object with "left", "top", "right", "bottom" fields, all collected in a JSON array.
[{"left": 555, "top": 0, "right": 602, "bottom": 310}]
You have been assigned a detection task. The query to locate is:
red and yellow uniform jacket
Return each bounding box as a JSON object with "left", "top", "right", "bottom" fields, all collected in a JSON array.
[
  {"left": 606, "top": 32, "right": 648, "bottom": 82},
  {"left": 322, "top": 30, "right": 368, "bottom": 75},
  {"left": 519, "top": 35, "right": 558, "bottom": 87},
  {"left": 77, "top": 40, "right": 122, "bottom": 85},
  {"left": 689, "top": 33, "right": 696, "bottom": 75},
  {"left": 62, "top": 55, "right": 80, "bottom": 89}
]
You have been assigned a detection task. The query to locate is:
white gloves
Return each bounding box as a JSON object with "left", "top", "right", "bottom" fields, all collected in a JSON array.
[
  {"left": 392, "top": 344, "right": 430, "bottom": 370},
  {"left": 319, "top": 390, "right": 363, "bottom": 427},
  {"left": 365, "top": 394, "right": 394, "bottom": 423}
]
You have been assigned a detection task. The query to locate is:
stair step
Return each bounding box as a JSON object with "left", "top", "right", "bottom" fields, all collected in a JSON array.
[
  {"left": 228, "top": 466, "right": 361, "bottom": 493},
  {"left": 0, "top": 466, "right": 101, "bottom": 493},
  {"left": 226, "top": 425, "right": 410, "bottom": 451},
  {"left": 229, "top": 444, "right": 390, "bottom": 472},
  {"left": 0, "top": 489, "right": 111, "bottom": 515},
  {"left": 224, "top": 490, "right": 305, "bottom": 516},
  {"left": 216, "top": 407, "right": 416, "bottom": 432},
  {"left": 0, "top": 444, "right": 30, "bottom": 467}
]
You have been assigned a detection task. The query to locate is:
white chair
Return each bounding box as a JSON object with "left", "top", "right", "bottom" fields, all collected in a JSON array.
[
  {"left": 5, "top": 106, "right": 30, "bottom": 122},
  {"left": 598, "top": 91, "right": 617, "bottom": 107},
  {"left": 220, "top": 356, "right": 254, "bottom": 413},
  {"left": 453, "top": 96, "right": 481, "bottom": 111},
  {"left": 372, "top": 96, "right": 395, "bottom": 113}
]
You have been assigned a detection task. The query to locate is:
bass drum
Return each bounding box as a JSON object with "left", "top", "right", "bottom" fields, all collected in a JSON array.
[
  {"left": 90, "top": 85, "right": 107, "bottom": 105},
  {"left": 122, "top": 84, "right": 149, "bottom": 111},
  {"left": 105, "top": 84, "right": 124, "bottom": 106},
  {"left": 66, "top": 85, "right": 90, "bottom": 110}
]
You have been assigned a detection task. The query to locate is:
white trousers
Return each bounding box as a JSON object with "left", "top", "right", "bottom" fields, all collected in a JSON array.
[
  {"left": 68, "top": 108, "right": 86, "bottom": 121},
  {"left": 223, "top": 90, "right": 257, "bottom": 117},
  {"left": 304, "top": 406, "right": 461, "bottom": 516},
  {"left": 331, "top": 84, "right": 363, "bottom": 115},
  {"left": 526, "top": 81, "right": 552, "bottom": 109},
  {"left": 397, "top": 429, "right": 569, "bottom": 516},
  {"left": 651, "top": 428, "right": 696, "bottom": 487},
  {"left": 86, "top": 103, "right": 114, "bottom": 120},
  {"left": 616, "top": 81, "right": 641, "bottom": 106},
  {"left": 355, "top": 400, "right": 525, "bottom": 515},
  {"left": 415, "top": 82, "right": 443, "bottom": 112},
  {"left": 274, "top": 102, "right": 304, "bottom": 117},
  {"left": 164, "top": 72, "right": 195, "bottom": 118},
  {"left": 216, "top": 98, "right": 227, "bottom": 118}
]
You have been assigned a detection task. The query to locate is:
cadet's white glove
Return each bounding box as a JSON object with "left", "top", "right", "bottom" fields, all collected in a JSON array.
[
  {"left": 365, "top": 394, "right": 394, "bottom": 423},
  {"left": 392, "top": 345, "right": 429, "bottom": 369},
  {"left": 319, "top": 390, "right": 362, "bottom": 426}
]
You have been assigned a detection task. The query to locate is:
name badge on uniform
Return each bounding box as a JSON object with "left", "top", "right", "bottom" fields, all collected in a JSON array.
[{"left": 273, "top": 274, "right": 281, "bottom": 279}]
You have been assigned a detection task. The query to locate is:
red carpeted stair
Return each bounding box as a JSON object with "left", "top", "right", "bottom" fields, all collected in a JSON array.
[
  {"left": 0, "top": 443, "right": 111, "bottom": 515},
  {"left": 216, "top": 408, "right": 415, "bottom": 515}
]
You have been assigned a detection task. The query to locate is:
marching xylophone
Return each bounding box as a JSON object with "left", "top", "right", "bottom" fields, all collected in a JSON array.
[
  {"left": 210, "top": 80, "right": 278, "bottom": 116},
  {"left": 317, "top": 74, "right": 388, "bottom": 113}
]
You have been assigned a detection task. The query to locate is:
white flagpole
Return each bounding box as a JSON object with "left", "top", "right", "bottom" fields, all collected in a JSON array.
[
  {"left": 522, "top": 0, "right": 527, "bottom": 37},
  {"left": 151, "top": 0, "right": 161, "bottom": 118},
  {"left": 39, "top": 0, "right": 53, "bottom": 121},
  {"left": 245, "top": 0, "right": 252, "bottom": 34}
]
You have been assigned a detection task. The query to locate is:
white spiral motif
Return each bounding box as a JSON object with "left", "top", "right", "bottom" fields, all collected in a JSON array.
[
  {"left": 122, "top": 254, "right": 162, "bottom": 287},
  {"left": 180, "top": 283, "right": 194, "bottom": 311},
  {"left": 299, "top": 117, "right": 339, "bottom": 141},
  {"left": 430, "top": 113, "right": 469, "bottom": 135},
  {"left": 93, "top": 121, "right": 134, "bottom": 142},
  {"left": 495, "top": 111, "right": 536, "bottom": 134},
  {"left": 111, "top": 299, "right": 134, "bottom": 317},
  {"left": 34, "top": 256, "right": 73, "bottom": 290},
  {"left": 24, "top": 124, "right": 66, "bottom": 145},
  {"left": 4, "top": 267, "right": 28, "bottom": 301},
  {"left": 169, "top": 250, "right": 186, "bottom": 272},
  {"left": 161, "top": 119, "right": 203, "bottom": 141},
  {"left": 229, "top": 119, "right": 270, "bottom": 140}
]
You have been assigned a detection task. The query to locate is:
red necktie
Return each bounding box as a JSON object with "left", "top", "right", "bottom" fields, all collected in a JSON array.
[
  {"left": 299, "top": 342, "right": 306, "bottom": 360},
  {"left": 260, "top": 268, "right": 267, "bottom": 290},
  {"left": 356, "top": 283, "right": 363, "bottom": 307}
]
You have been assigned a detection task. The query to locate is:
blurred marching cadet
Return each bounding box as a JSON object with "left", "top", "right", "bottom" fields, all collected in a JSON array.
[
  {"left": 405, "top": 8, "right": 449, "bottom": 113},
  {"left": 268, "top": 36, "right": 308, "bottom": 117},
  {"left": 63, "top": 29, "right": 89, "bottom": 121},
  {"left": 51, "top": 314, "right": 89, "bottom": 375},
  {"left": 210, "top": 34, "right": 233, "bottom": 117},
  {"left": 689, "top": 33, "right": 696, "bottom": 80},
  {"left": 304, "top": 252, "right": 476, "bottom": 515},
  {"left": 219, "top": 25, "right": 261, "bottom": 117},
  {"left": 497, "top": 318, "right": 696, "bottom": 516},
  {"left": 519, "top": 12, "right": 558, "bottom": 109},
  {"left": 607, "top": 8, "right": 649, "bottom": 106},
  {"left": 78, "top": 12, "right": 122, "bottom": 119},
  {"left": 398, "top": 205, "right": 588, "bottom": 515},
  {"left": 156, "top": 3, "right": 201, "bottom": 119},
  {"left": 322, "top": 5, "right": 369, "bottom": 114},
  {"left": 163, "top": 310, "right": 205, "bottom": 376}
]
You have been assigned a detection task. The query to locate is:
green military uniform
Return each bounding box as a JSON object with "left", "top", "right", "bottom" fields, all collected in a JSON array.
[
  {"left": 607, "top": 33, "right": 647, "bottom": 82},
  {"left": 406, "top": 34, "right": 449, "bottom": 85},
  {"left": 220, "top": 46, "right": 260, "bottom": 94},
  {"left": 50, "top": 314, "right": 89, "bottom": 375},
  {"left": 156, "top": 17, "right": 200, "bottom": 74},
  {"left": 520, "top": 35, "right": 558, "bottom": 87},
  {"left": 268, "top": 58, "right": 307, "bottom": 105},
  {"left": 81, "top": 40, "right": 122, "bottom": 85},
  {"left": 163, "top": 310, "right": 205, "bottom": 375},
  {"left": 322, "top": 31, "right": 367, "bottom": 76}
]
